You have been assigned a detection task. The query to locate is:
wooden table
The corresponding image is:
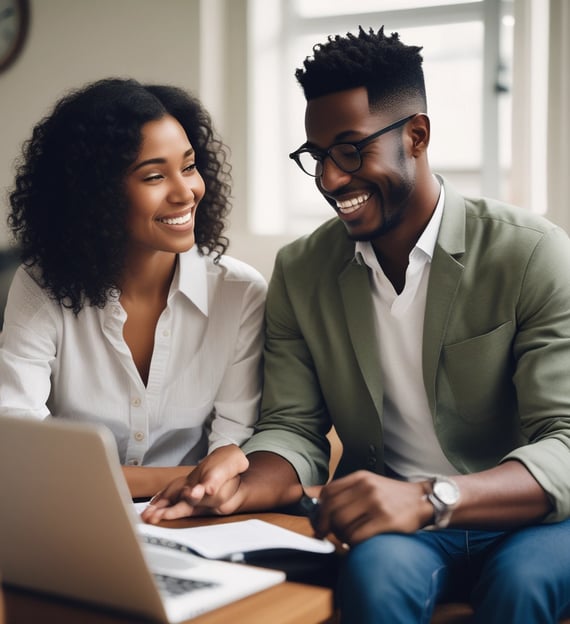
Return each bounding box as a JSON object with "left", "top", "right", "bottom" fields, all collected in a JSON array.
[{"left": 2, "top": 512, "right": 336, "bottom": 624}]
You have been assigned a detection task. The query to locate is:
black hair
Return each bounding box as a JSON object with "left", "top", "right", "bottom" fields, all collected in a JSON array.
[
  {"left": 295, "top": 26, "right": 427, "bottom": 113},
  {"left": 8, "top": 78, "right": 231, "bottom": 314}
]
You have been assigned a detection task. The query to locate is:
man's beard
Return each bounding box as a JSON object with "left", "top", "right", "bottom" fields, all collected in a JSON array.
[
  {"left": 346, "top": 206, "right": 404, "bottom": 241},
  {"left": 346, "top": 187, "right": 409, "bottom": 242}
]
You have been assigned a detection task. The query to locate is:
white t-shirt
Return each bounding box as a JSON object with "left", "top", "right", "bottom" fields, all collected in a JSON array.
[
  {"left": 355, "top": 184, "right": 459, "bottom": 478},
  {"left": 0, "top": 246, "right": 267, "bottom": 467}
]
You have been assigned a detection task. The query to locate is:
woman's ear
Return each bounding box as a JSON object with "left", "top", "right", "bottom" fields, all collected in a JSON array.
[{"left": 409, "top": 113, "right": 430, "bottom": 155}]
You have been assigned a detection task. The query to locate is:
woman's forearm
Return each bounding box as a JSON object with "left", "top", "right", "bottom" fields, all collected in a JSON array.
[{"left": 123, "top": 465, "right": 195, "bottom": 499}]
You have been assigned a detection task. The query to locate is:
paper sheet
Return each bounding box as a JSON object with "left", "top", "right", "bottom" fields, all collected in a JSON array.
[{"left": 135, "top": 515, "right": 335, "bottom": 559}]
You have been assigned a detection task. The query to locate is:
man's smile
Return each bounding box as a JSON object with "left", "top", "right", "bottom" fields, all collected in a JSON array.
[{"left": 335, "top": 192, "right": 372, "bottom": 214}]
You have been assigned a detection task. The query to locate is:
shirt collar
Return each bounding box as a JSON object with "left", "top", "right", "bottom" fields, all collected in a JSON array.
[
  {"left": 173, "top": 246, "right": 209, "bottom": 316},
  {"left": 355, "top": 181, "right": 445, "bottom": 266}
]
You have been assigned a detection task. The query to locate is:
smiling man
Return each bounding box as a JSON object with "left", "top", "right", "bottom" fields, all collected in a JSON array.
[{"left": 144, "top": 27, "right": 570, "bottom": 623}]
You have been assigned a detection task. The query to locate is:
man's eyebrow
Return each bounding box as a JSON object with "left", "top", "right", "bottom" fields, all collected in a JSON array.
[
  {"left": 302, "top": 130, "right": 364, "bottom": 150},
  {"left": 131, "top": 148, "right": 195, "bottom": 172}
]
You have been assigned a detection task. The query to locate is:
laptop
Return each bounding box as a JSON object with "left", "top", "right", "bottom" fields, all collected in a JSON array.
[{"left": 0, "top": 415, "right": 285, "bottom": 623}]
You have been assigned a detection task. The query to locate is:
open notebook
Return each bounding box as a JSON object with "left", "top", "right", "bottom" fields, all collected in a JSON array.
[{"left": 0, "top": 415, "right": 285, "bottom": 623}]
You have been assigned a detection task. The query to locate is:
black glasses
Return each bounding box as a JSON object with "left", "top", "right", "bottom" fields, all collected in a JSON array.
[{"left": 289, "top": 114, "right": 417, "bottom": 178}]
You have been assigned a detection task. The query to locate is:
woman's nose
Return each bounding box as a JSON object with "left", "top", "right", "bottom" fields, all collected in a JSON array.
[{"left": 168, "top": 174, "right": 195, "bottom": 203}]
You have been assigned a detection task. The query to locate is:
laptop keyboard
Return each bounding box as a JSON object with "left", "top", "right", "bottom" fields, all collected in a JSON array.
[
  {"left": 153, "top": 573, "right": 219, "bottom": 597},
  {"left": 140, "top": 534, "right": 199, "bottom": 555},
  {"left": 141, "top": 535, "right": 221, "bottom": 597}
]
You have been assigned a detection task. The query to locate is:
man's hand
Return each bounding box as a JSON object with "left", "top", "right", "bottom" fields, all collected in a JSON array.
[
  {"left": 314, "top": 471, "right": 433, "bottom": 544},
  {"left": 141, "top": 444, "right": 249, "bottom": 524}
]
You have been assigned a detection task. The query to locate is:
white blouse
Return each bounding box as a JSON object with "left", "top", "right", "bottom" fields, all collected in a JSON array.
[{"left": 0, "top": 247, "right": 267, "bottom": 467}]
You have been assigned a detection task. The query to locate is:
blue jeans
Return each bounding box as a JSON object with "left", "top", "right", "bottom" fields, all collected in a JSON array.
[{"left": 338, "top": 519, "right": 570, "bottom": 624}]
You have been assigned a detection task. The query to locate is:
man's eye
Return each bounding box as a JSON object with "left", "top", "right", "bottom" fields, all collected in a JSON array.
[{"left": 334, "top": 144, "right": 358, "bottom": 158}]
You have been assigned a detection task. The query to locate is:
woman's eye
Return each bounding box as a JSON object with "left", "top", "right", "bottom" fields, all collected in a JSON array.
[
  {"left": 143, "top": 173, "right": 163, "bottom": 182},
  {"left": 183, "top": 163, "right": 197, "bottom": 173}
]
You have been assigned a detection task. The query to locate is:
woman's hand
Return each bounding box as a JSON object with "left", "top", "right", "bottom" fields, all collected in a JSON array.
[{"left": 141, "top": 444, "right": 249, "bottom": 524}]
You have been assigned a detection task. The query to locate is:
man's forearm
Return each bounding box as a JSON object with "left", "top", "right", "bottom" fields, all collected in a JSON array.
[
  {"left": 238, "top": 451, "right": 306, "bottom": 511},
  {"left": 451, "top": 459, "right": 552, "bottom": 528}
]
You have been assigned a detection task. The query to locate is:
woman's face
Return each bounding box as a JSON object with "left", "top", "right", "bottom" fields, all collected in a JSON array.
[{"left": 123, "top": 114, "right": 205, "bottom": 257}]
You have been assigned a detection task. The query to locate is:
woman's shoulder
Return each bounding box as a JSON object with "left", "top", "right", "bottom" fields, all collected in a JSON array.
[
  {"left": 214, "top": 254, "right": 266, "bottom": 285},
  {"left": 9, "top": 264, "right": 49, "bottom": 303},
  {"left": 3, "top": 264, "right": 61, "bottom": 327},
  {"left": 180, "top": 249, "right": 267, "bottom": 289}
]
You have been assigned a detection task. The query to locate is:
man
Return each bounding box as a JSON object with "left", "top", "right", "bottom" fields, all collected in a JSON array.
[{"left": 144, "top": 27, "right": 570, "bottom": 623}]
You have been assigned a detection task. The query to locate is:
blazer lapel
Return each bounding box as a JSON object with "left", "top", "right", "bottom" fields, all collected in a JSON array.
[
  {"left": 422, "top": 179, "right": 466, "bottom": 413},
  {"left": 339, "top": 257, "right": 384, "bottom": 416}
]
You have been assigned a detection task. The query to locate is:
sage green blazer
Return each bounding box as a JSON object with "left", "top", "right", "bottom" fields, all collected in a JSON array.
[{"left": 242, "top": 179, "right": 570, "bottom": 522}]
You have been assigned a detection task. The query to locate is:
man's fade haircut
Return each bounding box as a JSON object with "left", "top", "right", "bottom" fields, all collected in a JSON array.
[{"left": 295, "top": 26, "right": 427, "bottom": 113}]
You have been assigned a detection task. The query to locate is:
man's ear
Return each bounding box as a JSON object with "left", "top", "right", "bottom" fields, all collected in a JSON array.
[{"left": 409, "top": 113, "right": 430, "bottom": 155}]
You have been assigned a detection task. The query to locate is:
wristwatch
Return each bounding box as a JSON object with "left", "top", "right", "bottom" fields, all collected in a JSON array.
[{"left": 426, "top": 476, "right": 460, "bottom": 529}]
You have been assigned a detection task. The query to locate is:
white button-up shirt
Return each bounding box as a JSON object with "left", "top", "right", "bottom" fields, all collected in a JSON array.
[
  {"left": 0, "top": 247, "right": 267, "bottom": 467},
  {"left": 356, "top": 184, "right": 459, "bottom": 477}
]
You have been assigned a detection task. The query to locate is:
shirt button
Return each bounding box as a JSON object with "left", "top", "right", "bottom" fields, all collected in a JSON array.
[
  {"left": 134, "top": 431, "right": 145, "bottom": 442},
  {"left": 131, "top": 397, "right": 141, "bottom": 407},
  {"left": 127, "top": 459, "right": 140, "bottom": 466},
  {"left": 162, "top": 329, "right": 170, "bottom": 337}
]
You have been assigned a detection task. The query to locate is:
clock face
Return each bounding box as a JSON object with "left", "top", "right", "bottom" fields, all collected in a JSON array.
[{"left": 0, "top": 0, "right": 29, "bottom": 73}]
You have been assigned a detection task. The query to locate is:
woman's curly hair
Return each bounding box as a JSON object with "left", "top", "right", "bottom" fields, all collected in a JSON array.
[
  {"left": 8, "top": 78, "right": 231, "bottom": 314},
  {"left": 295, "top": 26, "right": 427, "bottom": 113}
]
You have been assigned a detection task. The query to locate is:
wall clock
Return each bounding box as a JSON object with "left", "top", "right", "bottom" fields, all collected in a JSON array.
[{"left": 0, "top": 0, "right": 29, "bottom": 74}]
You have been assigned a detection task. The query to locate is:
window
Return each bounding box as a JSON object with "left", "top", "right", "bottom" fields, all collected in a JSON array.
[{"left": 248, "top": 0, "right": 514, "bottom": 235}]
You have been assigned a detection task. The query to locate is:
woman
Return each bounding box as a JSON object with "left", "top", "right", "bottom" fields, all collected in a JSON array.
[{"left": 0, "top": 78, "right": 266, "bottom": 498}]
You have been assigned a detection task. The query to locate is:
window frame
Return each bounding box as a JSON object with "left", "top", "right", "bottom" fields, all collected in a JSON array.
[{"left": 248, "top": 0, "right": 513, "bottom": 235}]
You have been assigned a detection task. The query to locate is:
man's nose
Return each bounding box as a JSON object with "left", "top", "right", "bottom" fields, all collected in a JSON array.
[{"left": 318, "top": 157, "right": 352, "bottom": 192}]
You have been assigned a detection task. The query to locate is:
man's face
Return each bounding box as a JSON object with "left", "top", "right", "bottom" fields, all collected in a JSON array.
[{"left": 303, "top": 86, "right": 417, "bottom": 242}]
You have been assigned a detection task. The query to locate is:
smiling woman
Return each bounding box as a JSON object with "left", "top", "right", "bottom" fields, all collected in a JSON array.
[
  {"left": 0, "top": 79, "right": 267, "bottom": 499},
  {"left": 123, "top": 116, "right": 204, "bottom": 261}
]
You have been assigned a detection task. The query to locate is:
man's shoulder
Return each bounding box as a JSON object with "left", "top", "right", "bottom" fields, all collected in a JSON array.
[
  {"left": 464, "top": 195, "right": 559, "bottom": 237},
  {"left": 277, "top": 218, "right": 353, "bottom": 269}
]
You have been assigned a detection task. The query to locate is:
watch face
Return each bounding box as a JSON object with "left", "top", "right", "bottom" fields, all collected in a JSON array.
[
  {"left": 0, "top": 0, "right": 29, "bottom": 73},
  {"left": 434, "top": 480, "right": 459, "bottom": 505}
]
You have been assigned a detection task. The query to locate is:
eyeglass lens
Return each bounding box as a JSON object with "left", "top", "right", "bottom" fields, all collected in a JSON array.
[{"left": 298, "top": 143, "right": 361, "bottom": 177}]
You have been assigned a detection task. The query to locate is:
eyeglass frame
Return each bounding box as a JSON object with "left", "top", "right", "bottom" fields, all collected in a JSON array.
[{"left": 288, "top": 113, "right": 418, "bottom": 178}]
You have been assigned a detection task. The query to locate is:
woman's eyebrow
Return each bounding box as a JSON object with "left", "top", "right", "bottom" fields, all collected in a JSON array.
[{"left": 131, "top": 148, "right": 195, "bottom": 172}]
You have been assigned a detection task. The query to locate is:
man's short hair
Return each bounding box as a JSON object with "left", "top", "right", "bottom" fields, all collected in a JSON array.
[{"left": 295, "top": 26, "right": 427, "bottom": 113}]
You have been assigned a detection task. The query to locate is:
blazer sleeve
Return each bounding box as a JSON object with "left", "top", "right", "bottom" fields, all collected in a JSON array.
[
  {"left": 502, "top": 225, "right": 570, "bottom": 522},
  {"left": 240, "top": 249, "right": 331, "bottom": 485}
]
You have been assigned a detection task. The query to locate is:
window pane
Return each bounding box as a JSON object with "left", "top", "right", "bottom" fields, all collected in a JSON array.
[{"left": 293, "top": 0, "right": 482, "bottom": 18}]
